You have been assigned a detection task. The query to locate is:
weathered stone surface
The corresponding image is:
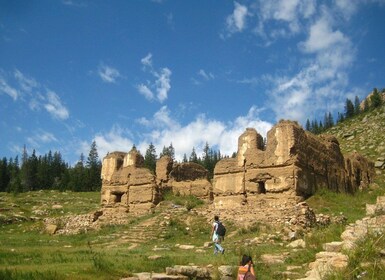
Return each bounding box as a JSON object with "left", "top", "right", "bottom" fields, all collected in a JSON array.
[
  {"left": 129, "top": 203, "right": 155, "bottom": 214},
  {"left": 101, "top": 148, "right": 160, "bottom": 213},
  {"left": 45, "top": 224, "right": 57, "bottom": 235},
  {"left": 287, "top": 239, "right": 306, "bottom": 248},
  {"left": 129, "top": 185, "right": 154, "bottom": 203},
  {"left": 323, "top": 241, "right": 343, "bottom": 252},
  {"left": 213, "top": 195, "right": 245, "bottom": 209},
  {"left": 217, "top": 265, "right": 234, "bottom": 277},
  {"left": 101, "top": 120, "right": 374, "bottom": 229},
  {"left": 178, "top": 245, "right": 195, "bottom": 250},
  {"left": 131, "top": 272, "right": 188, "bottom": 280},
  {"left": 101, "top": 151, "right": 126, "bottom": 182},
  {"left": 261, "top": 253, "right": 287, "bottom": 265},
  {"left": 375, "top": 160, "right": 385, "bottom": 168},
  {"left": 156, "top": 156, "right": 173, "bottom": 183},
  {"left": 212, "top": 121, "right": 375, "bottom": 211},
  {"left": 165, "top": 162, "right": 212, "bottom": 199},
  {"left": 166, "top": 265, "right": 211, "bottom": 279}
]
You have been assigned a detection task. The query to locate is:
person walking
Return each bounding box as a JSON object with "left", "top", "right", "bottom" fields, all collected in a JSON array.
[
  {"left": 237, "top": 255, "right": 256, "bottom": 280},
  {"left": 211, "top": 215, "right": 225, "bottom": 254}
]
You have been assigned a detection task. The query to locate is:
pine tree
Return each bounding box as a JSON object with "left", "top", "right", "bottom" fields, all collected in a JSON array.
[
  {"left": 202, "top": 142, "right": 214, "bottom": 178},
  {"left": 354, "top": 96, "right": 361, "bottom": 115},
  {"left": 182, "top": 154, "right": 188, "bottom": 163},
  {"left": 371, "top": 88, "right": 382, "bottom": 108},
  {"left": 319, "top": 120, "right": 324, "bottom": 133},
  {"left": 345, "top": 98, "right": 355, "bottom": 119},
  {"left": 189, "top": 147, "right": 198, "bottom": 163},
  {"left": 159, "top": 143, "right": 175, "bottom": 160},
  {"left": 323, "top": 113, "right": 329, "bottom": 129},
  {"left": 69, "top": 156, "right": 86, "bottom": 192},
  {"left": 0, "top": 157, "right": 10, "bottom": 192},
  {"left": 8, "top": 156, "right": 22, "bottom": 193},
  {"left": 144, "top": 143, "right": 157, "bottom": 173},
  {"left": 305, "top": 119, "right": 311, "bottom": 131},
  {"left": 86, "top": 141, "right": 102, "bottom": 191}
]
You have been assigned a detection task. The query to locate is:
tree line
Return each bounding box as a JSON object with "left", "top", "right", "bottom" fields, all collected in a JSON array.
[
  {"left": 0, "top": 140, "right": 227, "bottom": 194},
  {"left": 0, "top": 141, "right": 102, "bottom": 193},
  {"left": 305, "top": 88, "right": 384, "bottom": 134},
  {"left": 143, "top": 142, "right": 229, "bottom": 179}
]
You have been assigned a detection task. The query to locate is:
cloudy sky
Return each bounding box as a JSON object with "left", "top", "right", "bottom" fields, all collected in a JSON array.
[{"left": 1, "top": 0, "right": 385, "bottom": 164}]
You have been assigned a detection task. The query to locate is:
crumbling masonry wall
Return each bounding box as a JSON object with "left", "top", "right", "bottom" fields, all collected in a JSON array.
[
  {"left": 101, "top": 149, "right": 160, "bottom": 214},
  {"left": 212, "top": 120, "right": 375, "bottom": 209},
  {"left": 101, "top": 152, "right": 212, "bottom": 213},
  {"left": 100, "top": 121, "right": 375, "bottom": 216}
]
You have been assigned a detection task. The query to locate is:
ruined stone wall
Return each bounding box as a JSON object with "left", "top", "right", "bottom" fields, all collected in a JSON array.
[
  {"left": 101, "top": 149, "right": 160, "bottom": 214},
  {"left": 212, "top": 120, "right": 375, "bottom": 209},
  {"left": 100, "top": 120, "right": 374, "bottom": 216},
  {"left": 101, "top": 153, "right": 213, "bottom": 213},
  {"left": 101, "top": 152, "right": 126, "bottom": 182},
  {"left": 156, "top": 159, "right": 212, "bottom": 199}
]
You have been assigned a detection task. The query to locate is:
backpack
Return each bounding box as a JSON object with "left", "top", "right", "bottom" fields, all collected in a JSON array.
[
  {"left": 215, "top": 221, "right": 226, "bottom": 237},
  {"left": 244, "top": 264, "right": 256, "bottom": 280}
]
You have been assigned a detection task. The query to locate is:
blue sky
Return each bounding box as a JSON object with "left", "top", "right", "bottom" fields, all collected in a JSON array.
[{"left": 1, "top": 0, "right": 385, "bottom": 164}]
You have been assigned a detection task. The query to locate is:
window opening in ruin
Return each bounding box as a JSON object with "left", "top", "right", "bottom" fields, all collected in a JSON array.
[
  {"left": 116, "top": 158, "right": 123, "bottom": 170},
  {"left": 257, "top": 181, "right": 266, "bottom": 194},
  {"left": 114, "top": 192, "right": 123, "bottom": 203}
]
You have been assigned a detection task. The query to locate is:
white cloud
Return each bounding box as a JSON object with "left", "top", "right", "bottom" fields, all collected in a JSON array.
[
  {"left": 155, "top": 68, "right": 171, "bottom": 103},
  {"left": 0, "top": 76, "right": 19, "bottom": 100},
  {"left": 44, "top": 91, "right": 69, "bottom": 120},
  {"left": 14, "top": 70, "right": 39, "bottom": 92},
  {"left": 260, "top": 0, "right": 315, "bottom": 22},
  {"left": 92, "top": 125, "right": 134, "bottom": 159},
  {"left": 62, "top": 0, "right": 87, "bottom": 7},
  {"left": 254, "top": 0, "right": 316, "bottom": 40},
  {"left": 98, "top": 64, "right": 121, "bottom": 83},
  {"left": 198, "top": 69, "right": 215, "bottom": 81},
  {"left": 141, "top": 53, "right": 153, "bottom": 69},
  {"left": 137, "top": 54, "right": 172, "bottom": 103},
  {"left": 267, "top": 41, "right": 354, "bottom": 122},
  {"left": 27, "top": 130, "right": 58, "bottom": 148},
  {"left": 137, "top": 84, "right": 155, "bottom": 101},
  {"left": 93, "top": 107, "right": 272, "bottom": 162},
  {"left": 226, "top": 2, "right": 249, "bottom": 34},
  {"left": 152, "top": 106, "right": 179, "bottom": 128},
  {"left": 135, "top": 106, "right": 272, "bottom": 161},
  {"left": 299, "top": 16, "right": 349, "bottom": 53}
]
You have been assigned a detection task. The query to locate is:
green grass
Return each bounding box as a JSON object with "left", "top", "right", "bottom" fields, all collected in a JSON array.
[
  {"left": 306, "top": 183, "right": 384, "bottom": 223},
  {"left": 1, "top": 180, "right": 385, "bottom": 279},
  {"left": 162, "top": 190, "right": 204, "bottom": 210}
]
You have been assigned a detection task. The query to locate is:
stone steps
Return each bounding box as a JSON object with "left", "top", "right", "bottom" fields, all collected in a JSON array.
[{"left": 298, "top": 195, "right": 385, "bottom": 279}]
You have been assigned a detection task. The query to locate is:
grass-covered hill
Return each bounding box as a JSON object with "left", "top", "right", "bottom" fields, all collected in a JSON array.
[{"left": 0, "top": 104, "right": 384, "bottom": 280}]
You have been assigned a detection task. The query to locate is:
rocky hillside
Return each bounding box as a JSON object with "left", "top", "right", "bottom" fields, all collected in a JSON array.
[{"left": 325, "top": 103, "right": 385, "bottom": 177}]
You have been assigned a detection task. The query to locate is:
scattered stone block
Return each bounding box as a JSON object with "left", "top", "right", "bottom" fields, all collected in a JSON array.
[{"left": 45, "top": 224, "right": 57, "bottom": 235}]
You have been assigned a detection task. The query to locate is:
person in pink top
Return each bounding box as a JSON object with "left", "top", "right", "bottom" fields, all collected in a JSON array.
[{"left": 237, "top": 254, "right": 256, "bottom": 280}]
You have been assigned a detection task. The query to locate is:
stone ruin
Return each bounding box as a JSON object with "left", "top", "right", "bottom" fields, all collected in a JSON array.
[
  {"left": 101, "top": 149, "right": 212, "bottom": 214},
  {"left": 100, "top": 120, "right": 375, "bottom": 223},
  {"left": 212, "top": 120, "right": 374, "bottom": 208}
]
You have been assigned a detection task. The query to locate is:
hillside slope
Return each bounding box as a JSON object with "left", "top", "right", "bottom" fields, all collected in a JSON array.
[{"left": 325, "top": 104, "right": 385, "bottom": 178}]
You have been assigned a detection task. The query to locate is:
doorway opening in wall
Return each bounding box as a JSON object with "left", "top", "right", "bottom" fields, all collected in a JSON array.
[
  {"left": 258, "top": 181, "right": 266, "bottom": 194},
  {"left": 113, "top": 192, "right": 123, "bottom": 203}
]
